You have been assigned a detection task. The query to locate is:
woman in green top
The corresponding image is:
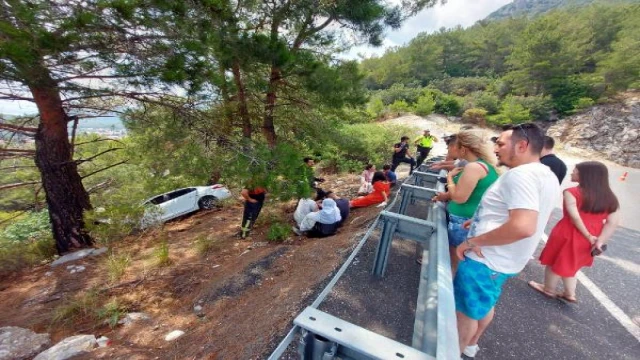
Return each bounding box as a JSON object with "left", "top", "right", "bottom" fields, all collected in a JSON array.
[{"left": 433, "top": 130, "right": 499, "bottom": 274}]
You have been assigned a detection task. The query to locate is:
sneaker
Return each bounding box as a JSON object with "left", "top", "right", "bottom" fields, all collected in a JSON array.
[
  {"left": 463, "top": 344, "right": 479, "bottom": 358},
  {"left": 292, "top": 226, "right": 302, "bottom": 236}
]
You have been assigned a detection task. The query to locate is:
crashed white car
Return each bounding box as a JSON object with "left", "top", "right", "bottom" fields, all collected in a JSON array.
[{"left": 140, "top": 185, "right": 231, "bottom": 227}]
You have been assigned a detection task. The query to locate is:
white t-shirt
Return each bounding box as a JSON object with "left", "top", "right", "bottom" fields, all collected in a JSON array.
[
  {"left": 466, "top": 162, "right": 560, "bottom": 274},
  {"left": 294, "top": 199, "right": 317, "bottom": 227}
]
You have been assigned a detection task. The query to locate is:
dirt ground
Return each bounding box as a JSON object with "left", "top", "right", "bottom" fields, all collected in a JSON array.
[{"left": 0, "top": 174, "right": 384, "bottom": 359}]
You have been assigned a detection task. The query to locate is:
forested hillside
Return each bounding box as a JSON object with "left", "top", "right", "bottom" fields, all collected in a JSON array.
[
  {"left": 361, "top": 3, "right": 640, "bottom": 125},
  {"left": 486, "top": 0, "right": 638, "bottom": 21}
]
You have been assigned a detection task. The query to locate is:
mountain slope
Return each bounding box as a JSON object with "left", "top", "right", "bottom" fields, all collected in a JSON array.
[{"left": 486, "top": 0, "right": 638, "bottom": 20}]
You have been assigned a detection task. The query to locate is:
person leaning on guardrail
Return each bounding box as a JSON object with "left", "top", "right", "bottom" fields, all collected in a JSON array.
[
  {"left": 453, "top": 123, "right": 560, "bottom": 358},
  {"left": 431, "top": 130, "right": 499, "bottom": 276}
]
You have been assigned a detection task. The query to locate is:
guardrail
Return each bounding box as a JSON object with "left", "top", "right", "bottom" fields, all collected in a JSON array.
[{"left": 268, "top": 159, "right": 458, "bottom": 360}]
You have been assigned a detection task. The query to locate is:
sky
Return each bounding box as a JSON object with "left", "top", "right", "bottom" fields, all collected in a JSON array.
[{"left": 0, "top": 0, "right": 514, "bottom": 116}]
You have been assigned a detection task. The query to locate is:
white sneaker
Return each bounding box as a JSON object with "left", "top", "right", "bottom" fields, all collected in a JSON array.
[
  {"left": 292, "top": 226, "right": 302, "bottom": 236},
  {"left": 463, "top": 344, "right": 479, "bottom": 358}
]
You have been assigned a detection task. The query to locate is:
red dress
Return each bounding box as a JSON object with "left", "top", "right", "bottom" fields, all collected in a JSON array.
[
  {"left": 350, "top": 181, "right": 390, "bottom": 208},
  {"left": 539, "top": 187, "right": 609, "bottom": 277}
]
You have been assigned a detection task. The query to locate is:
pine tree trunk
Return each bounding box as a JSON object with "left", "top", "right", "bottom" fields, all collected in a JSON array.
[
  {"left": 263, "top": 66, "right": 280, "bottom": 148},
  {"left": 232, "top": 61, "right": 252, "bottom": 139},
  {"left": 30, "top": 84, "right": 93, "bottom": 255}
]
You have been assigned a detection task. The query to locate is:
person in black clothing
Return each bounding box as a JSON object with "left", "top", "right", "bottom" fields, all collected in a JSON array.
[
  {"left": 391, "top": 136, "right": 416, "bottom": 174},
  {"left": 240, "top": 182, "right": 267, "bottom": 239},
  {"left": 540, "top": 136, "right": 567, "bottom": 184}
]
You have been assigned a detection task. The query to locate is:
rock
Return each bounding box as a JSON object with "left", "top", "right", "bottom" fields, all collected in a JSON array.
[
  {"left": 0, "top": 327, "right": 51, "bottom": 360},
  {"left": 44, "top": 271, "right": 53, "bottom": 277},
  {"left": 118, "top": 312, "right": 151, "bottom": 326},
  {"left": 96, "top": 336, "right": 111, "bottom": 348},
  {"left": 164, "top": 330, "right": 185, "bottom": 341},
  {"left": 33, "top": 334, "right": 97, "bottom": 360},
  {"left": 50, "top": 248, "right": 108, "bottom": 267},
  {"left": 193, "top": 305, "right": 203, "bottom": 312}
]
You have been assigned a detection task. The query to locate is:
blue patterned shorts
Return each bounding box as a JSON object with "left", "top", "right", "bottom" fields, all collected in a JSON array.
[
  {"left": 454, "top": 257, "right": 517, "bottom": 320},
  {"left": 447, "top": 214, "right": 470, "bottom": 247}
]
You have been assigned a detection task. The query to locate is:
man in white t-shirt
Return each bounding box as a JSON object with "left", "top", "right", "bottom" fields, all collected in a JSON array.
[{"left": 454, "top": 123, "right": 560, "bottom": 358}]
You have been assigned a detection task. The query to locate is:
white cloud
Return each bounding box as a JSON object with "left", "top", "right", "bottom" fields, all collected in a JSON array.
[{"left": 344, "top": 0, "right": 512, "bottom": 60}]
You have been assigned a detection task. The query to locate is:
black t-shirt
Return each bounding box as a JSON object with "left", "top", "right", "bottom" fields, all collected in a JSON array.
[
  {"left": 540, "top": 154, "right": 567, "bottom": 184},
  {"left": 334, "top": 198, "right": 350, "bottom": 225},
  {"left": 393, "top": 142, "right": 409, "bottom": 159}
]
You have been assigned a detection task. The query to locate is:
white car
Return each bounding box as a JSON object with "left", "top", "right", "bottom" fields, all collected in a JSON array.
[{"left": 140, "top": 185, "right": 231, "bottom": 227}]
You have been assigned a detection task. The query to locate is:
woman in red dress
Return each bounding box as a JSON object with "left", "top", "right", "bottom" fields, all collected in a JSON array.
[
  {"left": 529, "top": 161, "right": 620, "bottom": 302},
  {"left": 350, "top": 171, "right": 390, "bottom": 208}
]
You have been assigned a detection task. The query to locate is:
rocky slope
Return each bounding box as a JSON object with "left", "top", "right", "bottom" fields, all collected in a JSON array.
[{"left": 547, "top": 92, "right": 640, "bottom": 168}]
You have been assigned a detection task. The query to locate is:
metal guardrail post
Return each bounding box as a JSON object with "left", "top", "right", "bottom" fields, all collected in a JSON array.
[{"left": 371, "top": 214, "right": 398, "bottom": 277}]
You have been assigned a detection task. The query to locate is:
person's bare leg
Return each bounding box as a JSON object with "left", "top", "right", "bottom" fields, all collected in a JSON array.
[
  {"left": 468, "top": 307, "right": 494, "bottom": 346},
  {"left": 544, "top": 266, "right": 562, "bottom": 293},
  {"left": 562, "top": 276, "right": 578, "bottom": 299},
  {"left": 457, "top": 311, "right": 478, "bottom": 354}
]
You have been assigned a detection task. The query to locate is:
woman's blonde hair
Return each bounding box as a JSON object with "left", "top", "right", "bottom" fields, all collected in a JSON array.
[{"left": 454, "top": 130, "right": 499, "bottom": 172}]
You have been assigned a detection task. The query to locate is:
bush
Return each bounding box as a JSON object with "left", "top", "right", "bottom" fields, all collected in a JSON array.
[
  {"left": 462, "top": 108, "right": 488, "bottom": 126},
  {"left": 414, "top": 94, "right": 435, "bottom": 116},
  {"left": 573, "top": 97, "right": 595, "bottom": 112},
  {"left": 516, "top": 95, "right": 553, "bottom": 121},
  {"left": 267, "top": 222, "right": 290, "bottom": 242},
  {"left": 464, "top": 91, "right": 500, "bottom": 115},
  {"left": 498, "top": 96, "right": 532, "bottom": 124},
  {"left": 367, "top": 97, "right": 385, "bottom": 118},
  {"left": 388, "top": 100, "right": 413, "bottom": 114},
  {"left": 375, "top": 83, "right": 422, "bottom": 105},
  {"left": 435, "top": 94, "right": 463, "bottom": 116},
  {"left": 1, "top": 210, "right": 50, "bottom": 243}
]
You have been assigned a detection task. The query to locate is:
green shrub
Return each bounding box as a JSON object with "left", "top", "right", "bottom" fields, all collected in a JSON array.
[
  {"left": 435, "top": 94, "right": 463, "bottom": 116},
  {"left": 573, "top": 97, "right": 595, "bottom": 112},
  {"left": 367, "top": 97, "right": 385, "bottom": 118},
  {"left": 464, "top": 91, "right": 500, "bottom": 115},
  {"left": 388, "top": 99, "right": 413, "bottom": 114},
  {"left": 414, "top": 94, "right": 435, "bottom": 116},
  {"left": 498, "top": 96, "right": 532, "bottom": 124},
  {"left": 266, "top": 222, "right": 290, "bottom": 242},
  {"left": 516, "top": 95, "right": 553, "bottom": 121},
  {"left": 462, "top": 108, "right": 488, "bottom": 126},
  {"left": 375, "top": 83, "right": 422, "bottom": 105},
  {"left": 106, "top": 252, "right": 131, "bottom": 283},
  {"left": 486, "top": 113, "right": 512, "bottom": 126},
  {"left": 153, "top": 239, "right": 172, "bottom": 267},
  {"left": 431, "top": 77, "right": 492, "bottom": 96},
  {"left": 1, "top": 210, "right": 50, "bottom": 243},
  {"left": 97, "top": 298, "right": 128, "bottom": 328}
]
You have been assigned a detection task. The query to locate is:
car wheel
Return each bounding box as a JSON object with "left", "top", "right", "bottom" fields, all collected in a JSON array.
[{"left": 198, "top": 196, "right": 218, "bottom": 210}]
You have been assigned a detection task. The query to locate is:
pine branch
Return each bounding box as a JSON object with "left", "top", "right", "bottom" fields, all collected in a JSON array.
[
  {"left": 81, "top": 160, "right": 129, "bottom": 179},
  {"left": 75, "top": 147, "right": 123, "bottom": 164},
  {"left": 0, "top": 181, "right": 40, "bottom": 191}
]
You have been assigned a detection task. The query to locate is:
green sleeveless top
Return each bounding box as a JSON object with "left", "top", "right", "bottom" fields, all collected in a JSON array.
[{"left": 448, "top": 159, "right": 499, "bottom": 218}]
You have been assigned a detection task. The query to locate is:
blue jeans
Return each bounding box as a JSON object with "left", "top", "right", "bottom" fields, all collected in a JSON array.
[{"left": 448, "top": 213, "right": 470, "bottom": 247}]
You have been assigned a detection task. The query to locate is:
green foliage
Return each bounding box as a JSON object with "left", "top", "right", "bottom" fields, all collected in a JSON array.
[
  {"left": 97, "top": 298, "right": 128, "bottom": 329},
  {"left": 367, "top": 97, "right": 385, "bottom": 118},
  {"left": 52, "top": 289, "right": 100, "bottom": 326},
  {"left": 1, "top": 210, "right": 50, "bottom": 243},
  {"left": 432, "top": 92, "right": 463, "bottom": 116},
  {"left": 462, "top": 108, "right": 488, "bottom": 126},
  {"left": 320, "top": 123, "right": 414, "bottom": 172},
  {"left": 376, "top": 83, "right": 423, "bottom": 105},
  {"left": 414, "top": 94, "right": 436, "bottom": 116},
  {"left": 499, "top": 96, "right": 532, "bottom": 124},
  {"left": 464, "top": 91, "right": 500, "bottom": 115},
  {"left": 573, "top": 97, "right": 596, "bottom": 111},
  {"left": 360, "top": 3, "right": 640, "bottom": 118},
  {"left": 266, "top": 222, "right": 290, "bottom": 242},
  {"left": 106, "top": 252, "right": 131, "bottom": 283},
  {"left": 153, "top": 240, "right": 172, "bottom": 267},
  {"left": 388, "top": 100, "right": 413, "bottom": 114}
]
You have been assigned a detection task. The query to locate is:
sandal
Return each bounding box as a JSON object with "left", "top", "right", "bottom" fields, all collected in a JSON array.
[
  {"left": 528, "top": 281, "right": 557, "bottom": 299},
  {"left": 558, "top": 293, "right": 577, "bottom": 303}
]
